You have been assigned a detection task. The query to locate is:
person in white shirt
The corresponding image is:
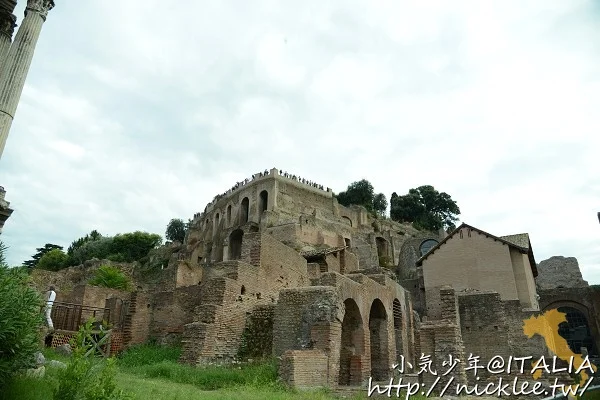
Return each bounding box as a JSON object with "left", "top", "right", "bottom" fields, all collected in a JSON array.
[{"left": 45, "top": 286, "right": 56, "bottom": 330}]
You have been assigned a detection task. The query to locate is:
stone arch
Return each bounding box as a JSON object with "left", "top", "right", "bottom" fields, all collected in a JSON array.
[
  {"left": 226, "top": 205, "right": 232, "bottom": 226},
  {"left": 369, "top": 298, "right": 389, "bottom": 380},
  {"left": 229, "top": 229, "right": 244, "bottom": 260},
  {"left": 240, "top": 197, "right": 249, "bottom": 224},
  {"left": 419, "top": 239, "right": 438, "bottom": 257},
  {"left": 542, "top": 302, "right": 599, "bottom": 356},
  {"left": 342, "top": 216, "right": 352, "bottom": 227},
  {"left": 259, "top": 190, "right": 268, "bottom": 217},
  {"left": 338, "top": 298, "right": 364, "bottom": 386},
  {"left": 393, "top": 299, "right": 403, "bottom": 362}
]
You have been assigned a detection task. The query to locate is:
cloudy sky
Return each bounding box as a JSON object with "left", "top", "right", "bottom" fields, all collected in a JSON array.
[{"left": 1, "top": 1, "right": 598, "bottom": 283}]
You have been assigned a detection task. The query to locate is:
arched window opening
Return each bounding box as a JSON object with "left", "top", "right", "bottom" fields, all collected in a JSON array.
[
  {"left": 419, "top": 239, "right": 438, "bottom": 257},
  {"left": 259, "top": 190, "right": 268, "bottom": 217},
  {"left": 240, "top": 197, "right": 249, "bottom": 224}
]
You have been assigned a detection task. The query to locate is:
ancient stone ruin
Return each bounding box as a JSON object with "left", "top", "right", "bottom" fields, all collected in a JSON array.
[{"left": 31, "top": 167, "right": 600, "bottom": 388}]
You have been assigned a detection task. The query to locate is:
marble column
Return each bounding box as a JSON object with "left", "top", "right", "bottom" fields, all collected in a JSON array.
[
  {"left": 0, "top": 1, "right": 17, "bottom": 73},
  {"left": 0, "top": 0, "right": 54, "bottom": 159}
]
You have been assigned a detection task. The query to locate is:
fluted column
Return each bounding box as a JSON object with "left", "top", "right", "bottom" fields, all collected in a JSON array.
[
  {"left": 0, "top": 1, "right": 17, "bottom": 73},
  {"left": 0, "top": 0, "right": 54, "bottom": 159}
]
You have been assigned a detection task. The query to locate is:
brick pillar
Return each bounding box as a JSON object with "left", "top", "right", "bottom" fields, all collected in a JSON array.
[{"left": 311, "top": 321, "right": 342, "bottom": 386}]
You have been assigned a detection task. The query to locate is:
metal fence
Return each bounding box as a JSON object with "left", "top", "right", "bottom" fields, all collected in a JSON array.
[{"left": 48, "top": 302, "right": 111, "bottom": 331}]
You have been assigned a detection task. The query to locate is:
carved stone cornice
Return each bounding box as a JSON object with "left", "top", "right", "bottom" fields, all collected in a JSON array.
[
  {"left": 0, "top": 0, "right": 17, "bottom": 39},
  {"left": 26, "top": 0, "right": 55, "bottom": 21}
]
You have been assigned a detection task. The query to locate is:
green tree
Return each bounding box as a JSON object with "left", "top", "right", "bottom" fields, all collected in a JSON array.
[
  {"left": 23, "top": 243, "right": 63, "bottom": 269},
  {"left": 165, "top": 218, "right": 186, "bottom": 243},
  {"left": 390, "top": 185, "right": 460, "bottom": 231},
  {"left": 67, "top": 230, "right": 102, "bottom": 257},
  {"left": 110, "top": 231, "right": 162, "bottom": 262},
  {"left": 0, "top": 242, "right": 43, "bottom": 386},
  {"left": 36, "top": 248, "right": 70, "bottom": 271},
  {"left": 70, "top": 237, "right": 114, "bottom": 266},
  {"left": 373, "top": 193, "right": 388, "bottom": 216},
  {"left": 336, "top": 179, "right": 387, "bottom": 216}
]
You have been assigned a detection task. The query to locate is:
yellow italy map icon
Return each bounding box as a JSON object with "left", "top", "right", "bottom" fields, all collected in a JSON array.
[{"left": 523, "top": 309, "right": 597, "bottom": 386}]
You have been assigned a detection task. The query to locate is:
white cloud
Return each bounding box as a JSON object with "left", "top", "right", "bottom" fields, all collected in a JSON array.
[{"left": 0, "top": 0, "right": 598, "bottom": 284}]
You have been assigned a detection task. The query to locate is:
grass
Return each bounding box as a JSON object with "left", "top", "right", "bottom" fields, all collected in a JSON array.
[{"left": 1, "top": 344, "right": 356, "bottom": 400}]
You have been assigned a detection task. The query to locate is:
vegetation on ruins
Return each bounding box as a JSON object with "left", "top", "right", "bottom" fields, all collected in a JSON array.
[
  {"left": 165, "top": 218, "right": 186, "bottom": 243},
  {"left": 23, "top": 243, "right": 64, "bottom": 269},
  {"left": 88, "top": 265, "right": 132, "bottom": 291},
  {"left": 28, "top": 231, "right": 163, "bottom": 272},
  {"left": 67, "top": 230, "right": 103, "bottom": 259},
  {"left": 336, "top": 179, "right": 387, "bottom": 216},
  {"left": 0, "top": 242, "right": 43, "bottom": 387},
  {"left": 36, "top": 248, "right": 70, "bottom": 271},
  {"left": 390, "top": 185, "right": 461, "bottom": 231}
]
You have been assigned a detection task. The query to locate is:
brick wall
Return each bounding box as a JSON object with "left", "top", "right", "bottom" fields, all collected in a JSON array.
[
  {"left": 280, "top": 349, "right": 329, "bottom": 387},
  {"left": 237, "top": 305, "right": 275, "bottom": 360},
  {"left": 150, "top": 285, "right": 203, "bottom": 344},
  {"left": 125, "top": 291, "right": 152, "bottom": 346},
  {"left": 272, "top": 286, "right": 339, "bottom": 357}
]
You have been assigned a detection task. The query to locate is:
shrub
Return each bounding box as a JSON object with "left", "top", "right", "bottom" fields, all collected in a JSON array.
[
  {"left": 110, "top": 231, "right": 161, "bottom": 262},
  {"left": 54, "top": 320, "right": 132, "bottom": 400},
  {"left": 0, "top": 264, "right": 43, "bottom": 387},
  {"left": 36, "top": 248, "right": 69, "bottom": 271},
  {"left": 88, "top": 265, "right": 132, "bottom": 291},
  {"left": 70, "top": 237, "right": 115, "bottom": 266}
]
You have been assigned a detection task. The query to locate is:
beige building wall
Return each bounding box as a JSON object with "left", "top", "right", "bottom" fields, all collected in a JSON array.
[
  {"left": 509, "top": 248, "right": 538, "bottom": 309},
  {"left": 422, "top": 227, "right": 522, "bottom": 317}
]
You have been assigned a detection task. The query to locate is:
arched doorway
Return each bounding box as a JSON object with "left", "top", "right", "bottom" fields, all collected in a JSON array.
[
  {"left": 339, "top": 299, "right": 364, "bottom": 386},
  {"left": 229, "top": 229, "right": 244, "bottom": 260},
  {"left": 369, "top": 299, "right": 389, "bottom": 381},
  {"left": 557, "top": 306, "right": 598, "bottom": 356},
  {"left": 259, "top": 190, "right": 268, "bottom": 218},
  {"left": 240, "top": 197, "right": 249, "bottom": 224},
  {"left": 393, "top": 299, "right": 403, "bottom": 362}
]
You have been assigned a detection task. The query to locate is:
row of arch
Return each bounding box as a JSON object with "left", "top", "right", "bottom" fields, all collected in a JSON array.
[
  {"left": 339, "top": 297, "right": 410, "bottom": 385},
  {"left": 208, "top": 190, "right": 269, "bottom": 235}
]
